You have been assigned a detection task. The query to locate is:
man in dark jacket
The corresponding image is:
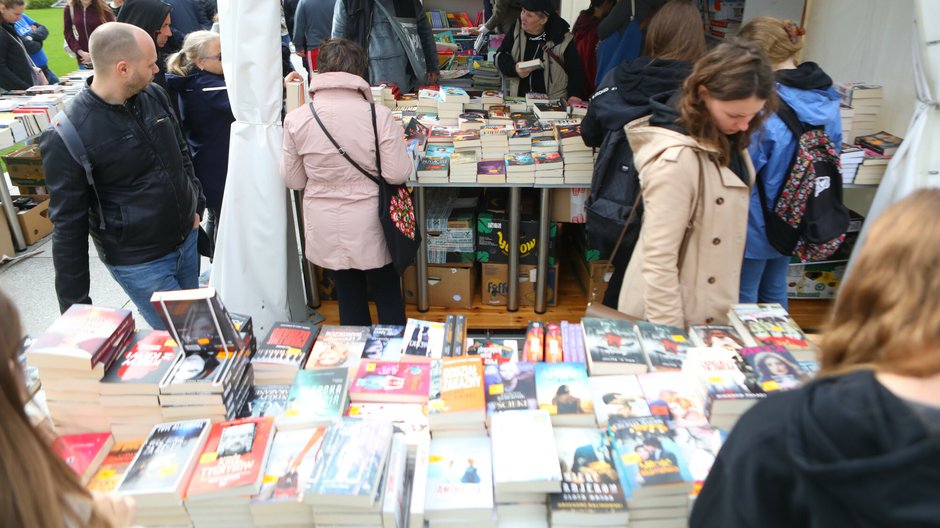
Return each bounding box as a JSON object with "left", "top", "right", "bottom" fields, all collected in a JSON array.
[
  {"left": 40, "top": 22, "right": 205, "bottom": 330},
  {"left": 117, "top": 0, "right": 175, "bottom": 87}
]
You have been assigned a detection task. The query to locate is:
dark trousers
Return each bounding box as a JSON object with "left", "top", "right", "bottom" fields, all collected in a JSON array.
[{"left": 331, "top": 263, "right": 407, "bottom": 326}]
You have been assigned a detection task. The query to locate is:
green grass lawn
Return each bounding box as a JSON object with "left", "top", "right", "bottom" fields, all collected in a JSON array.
[{"left": 26, "top": 7, "right": 78, "bottom": 79}]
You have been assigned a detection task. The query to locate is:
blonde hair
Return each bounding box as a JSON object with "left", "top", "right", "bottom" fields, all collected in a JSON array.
[
  {"left": 820, "top": 189, "right": 940, "bottom": 378},
  {"left": 737, "top": 16, "right": 804, "bottom": 65},
  {"left": 0, "top": 290, "right": 110, "bottom": 528},
  {"left": 166, "top": 30, "right": 220, "bottom": 76}
]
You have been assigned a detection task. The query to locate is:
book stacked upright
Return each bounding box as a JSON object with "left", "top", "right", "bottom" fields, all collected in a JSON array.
[
  {"left": 151, "top": 288, "right": 253, "bottom": 424},
  {"left": 252, "top": 322, "right": 319, "bottom": 384},
  {"left": 836, "top": 82, "right": 881, "bottom": 136},
  {"left": 27, "top": 304, "right": 134, "bottom": 435}
]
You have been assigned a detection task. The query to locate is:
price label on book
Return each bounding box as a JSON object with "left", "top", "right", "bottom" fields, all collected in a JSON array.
[
  {"left": 199, "top": 452, "right": 218, "bottom": 464},
  {"left": 286, "top": 347, "right": 301, "bottom": 356},
  {"left": 159, "top": 464, "right": 179, "bottom": 477},
  {"left": 488, "top": 383, "right": 504, "bottom": 396}
]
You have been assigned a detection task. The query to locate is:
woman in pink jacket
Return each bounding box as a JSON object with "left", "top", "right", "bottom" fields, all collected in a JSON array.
[{"left": 281, "top": 38, "right": 412, "bottom": 326}]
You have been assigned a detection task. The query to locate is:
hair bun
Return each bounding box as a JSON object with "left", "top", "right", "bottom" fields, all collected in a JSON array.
[{"left": 784, "top": 22, "right": 805, "bottom": 44}]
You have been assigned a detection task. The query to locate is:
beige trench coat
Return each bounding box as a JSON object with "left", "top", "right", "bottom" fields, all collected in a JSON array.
[{"left": 618, "top": 116, "right": 753, "bottom": 328}]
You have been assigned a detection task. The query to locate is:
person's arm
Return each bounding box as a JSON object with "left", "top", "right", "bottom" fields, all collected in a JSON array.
[
  {"left": 376, "top": 107, "right": 412, "bottom": 185},
  {"left": 597, "top": 0, "right": 631, "bottom": 40},
  {"left": 280, "top": 116, "right": 308, "bottom": 191},
  {"left": 413, "top": 0, "right": 439, "bottom": 77},
  {"left": 580, "top": 69, "right": 617, "bottom": 146},
  {"left": 19, "top": 22, "right": 43, "bottom": 55},
  {"left": 26, "top": 15, "right": 49, "bottom": 42},
  {"left": 561, "top": 38, "right": 586, "bottom": 100},
  {"left": 292, "top": 0, "right": 307, "bottom": 52},
  {"left": 636, "top": 146, "right": 698, "bottom": 328},
  {"left": 153, "top": 85, "right": 206, "bottom": 216},
  {"left": 0, "top": 39, "right": 32, "bottom": 90},
  {"left": 486, "top": 0, "right": 515, "bottom": 33},
  {"left": 63, "top": 7, "right": 79, "bottom": 53},
  {"left": 39, "top": 128, "right": 93, "bottom": 312},
  {"left": 331, "top": 0, "right": 347, "bottom": 39},
  {"left": 495, "top": 26, "right": 518, "bottom": 78}
]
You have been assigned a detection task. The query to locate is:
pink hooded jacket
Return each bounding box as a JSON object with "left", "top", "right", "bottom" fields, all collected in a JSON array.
[{"left": 281, "top": 72, "right": 412, "bottom": 271}]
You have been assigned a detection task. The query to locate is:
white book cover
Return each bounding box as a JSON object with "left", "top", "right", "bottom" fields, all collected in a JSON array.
[
  {"left": 402, "top": 318, "right": 447, "bottom": 362},
  {"left": 381, "top": 435, "right": 409, "bottom": 528},
  {"left": 425, "top": 436, "right": 494, "bottom": 518},
  {"left": 490, "top": 410, "right": 562, "bottom": 494},
  {"left": 409, "top": 435, "right": 431, "bottom": 528},
  {"left": 589, "top": 375, "right": 652, "bottom": 427},
  {"left": 251, "top": 428, "right": 327, "bottom": 505}
]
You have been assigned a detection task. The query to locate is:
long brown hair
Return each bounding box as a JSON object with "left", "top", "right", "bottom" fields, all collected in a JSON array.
[
  {"left": 820, "top": 190, "right": 940, "bottom": 377},
  {"left": 70, "top": 0, "right": 115, "bottom": 25},
  {"left": 678, "top": 40, "right": 776, "bottom": 165},
  {"left": 643, "top": 0, "right": 706, "bottom": 63},
  {"left": 0, "top": 290, "right": 110, "bottom": 528}
]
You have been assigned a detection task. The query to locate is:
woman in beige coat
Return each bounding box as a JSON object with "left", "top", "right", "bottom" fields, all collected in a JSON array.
[
  {"left": 281, "top": 38, "right": 412, "bottom": 326},
  {"left": 618, "top": 41, "right": 775, "bottom": 328}
]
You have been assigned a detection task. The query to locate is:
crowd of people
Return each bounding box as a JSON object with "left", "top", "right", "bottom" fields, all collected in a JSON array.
[{"left": 2, "top": 0, "right": 937, "bottom": 526}]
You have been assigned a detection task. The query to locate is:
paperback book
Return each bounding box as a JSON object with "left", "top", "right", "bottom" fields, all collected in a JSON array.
[
  {"left": 484, "top": 361, "right": 537, "bottom": 419},
  {"left": 349, "top": 360, "right": 432, "bottom": 404},
  {"left": 636, "top": 321, "right": 691, "bottom": 371},
  {"left": 282, "top": 368, "right": 349, "bottom": 429},
  {"left": 304, "top": 418, "right": 394, "bottom": 508},
  {"left": 581, "top": 318, "right": 648, "bottom": 375},
  {"left": 535, "top": 362, "right": 594, "bottom": 426},
  {"left": 306, "top": 326, "right": 369, "bottom": 370},
  {"left": 186, "top": 416, "right": 276, "bottom": 500}
]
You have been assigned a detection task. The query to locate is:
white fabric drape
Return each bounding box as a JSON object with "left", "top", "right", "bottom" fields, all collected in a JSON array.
[
  {"left": 210, "top": 0, "right": 305, "bottom": 334},
  {"left": 845, "top": 0, "right": 940, "bottom": 278}
]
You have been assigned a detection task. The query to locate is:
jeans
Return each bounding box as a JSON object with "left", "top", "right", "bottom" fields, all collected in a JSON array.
[
  {"left": 206, "top": 207, "right": 220, "bottom": 248},
  {"left": 105, "top": 229, "right": 200, "bottom": 329},
  {"left": 40, "top": 65, "right": 59, "bottom": 84},
  {"left": 740, "top": 255, "right": 791, "bottom": 309},
  {"left": 331, "top": 263, "right": 407, "bottom": 326},
  {"left": 78, "top": 63, "right": 93, "bottom": 70}
]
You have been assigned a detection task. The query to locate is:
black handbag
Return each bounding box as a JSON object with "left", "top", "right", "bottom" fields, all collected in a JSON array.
[{"left": 308, "top": 102, "right": 421, "bottom": 275}]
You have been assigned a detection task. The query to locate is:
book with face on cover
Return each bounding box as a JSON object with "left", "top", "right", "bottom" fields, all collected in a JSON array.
[
  {"left": 637, "top": 371, "right": 709, "bottom": 428},
  {"left": 549, "top": 427, "right": 628, "bottom": 523},
  {"left": 305, "top": 326, "right": 368, "bottom": 371},
  {"left": 589, "top": 374, "right": 651, "bottom": 427},
  {"left": 362, "top": 325, "right": 406, "bottom": 362},
  {"left": 739, "top": 345, "right": 808, "bottom": 393},
  {"left": 607, "top": 415, "right": 692, "bottom": 499},
  {"left": 100, "top": 329, "right": 181, "bottom": 395},
  {"left": 27, "top": 304, "right": 134, "bottom": 374},
  {"left": 688, "top": 324, "right": 746, "bottom": 353},
  {"left": 185, "top": 417, "right": 276, "bottom": 500},
  {"left": 150, "top": 288, "right": 242, "bottom": 356},
  {"left": 535, "top": 362, "right": 594, "bottom": 426}
]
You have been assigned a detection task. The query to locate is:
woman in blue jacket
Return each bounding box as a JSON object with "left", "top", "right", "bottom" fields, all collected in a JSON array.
[
  {"left": 737, "top": 17, "right": 842, "bottom": 308},
  {"left": 166, "top": 30, "right": 234, "bottom": 254},
  {"left": 13, "top": 11, "right": 57, "bottom": 84}
]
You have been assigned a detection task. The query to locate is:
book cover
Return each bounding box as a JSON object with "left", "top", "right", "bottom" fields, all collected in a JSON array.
[
  {"left": 476, "top": 159, "right": 507, "bottom": 176},
  {"left": 729, "top": 303, "right": 814, "bottom": 353},
  {"left": 425, "top": 436, "right": 494, "bottom": 517},
  {"left": 164, "top": 347, "right": 229, "bottom": 386},
  {"left": 484, "top": 361, "right": 537, "bottom": 418},
  {"left": 345, "top": 402, "right": 429, "bottom": 449},
  {"left": 28, "top": 304, "right": 133, "bottom": 368},
  {"left": 517, "top": 58, "right": 543, "bottom": 70},
  {"left": 252, "top": 427, "right": 327, "bottom": 504},
  {"left": 672, "top": 425, "right": 724, "bottom": 488},
  {"left": 381, "top": 435, "right": 409, "bottom": 528},
  {"left": 553, "top": 123, "right": 582, "bottom": 140},
  {"left": 428, "top": 356, "right": 485, "bottom": 422},
  {"left": 581, "top": 318, "right": 647, "bottom": 374},
  {"left": 549, "top": 427, "right": 628, "bottom": 518},
  {"left": 534, "top": 362, "right": 593, "bottom": 421},
  {"left": 417, "top": 156, "right": 450, "bottom": 172},
  {"left": 186, "top": 417, "right": 276, "bottom": 499},
  {"left": 254, "top": 322, "right": 318, "bottom": 367},
  {"left": 363, "top": 325, "right": 406, "bottom": 362},
  {"left": 739, "top": 345, "right": 808, "bottom": 393},
  {"left": 636, "top": 321, "right": 691, "bottom": 370},
  {"left": 589, "top": 374, "right": 651, "bottom": 427},
  {"left": 306, "top": 326, "right": 368, "bottom": 370},
  {"left": 855, "top": 130, "right": 902, "bottom": 155},
  {"left": 305, "top": 418, "right": 394, "bottom": 507},
  {"left": 117, "top": 419, "right": 211, "bottom": 497},
  {"left": 401, "top": 319, "right": 446, "bottom": 362},
  {"left": 523, "top": 321, "right": 545, "bottom": 362},
  {"left": 349, "top": 360, "right": 432, "bottom": 404},
  {"left": 490, "top": 409, "right": 562, "bottom": 493},
  {"left": 533, "top": 102, "right": 566, "bottom": 115},
  {"left": 87, "top": 440, "right": 144, "bottom": 493},
  {"left": 150, "top": 288, "right": 242, "bottom": 355},
  {"left": 101, "top": 329, "right": 180, "bottom": 391},
  {"left": 242, "top": 384, "right": 291, "bottom": 420},
  {"left": 545, "top": 323, "right": 564, "bottom": 363},
  {"left": 466, "top": 337, "right": 519, "bottom": 364},
  {"left": 607, "top": 416, "right": 691, "bottom": 496},
  {"left": 504, "top": 151, "right": 535, "bottom": 168},
  {"left": 682, "top": 347, "right": 762, "bottom": 405},
  {"left": 637, "top": 372, "right": 709, "bottom": 427},
  {"left": 52, "top": 432, "right": 115, "bottom": 485},
  {"left": 688, "top": 324, "right": 746, "bottom": 353},
  {"left": 282, "top": 368, "right": 349, "bottom": 428}
]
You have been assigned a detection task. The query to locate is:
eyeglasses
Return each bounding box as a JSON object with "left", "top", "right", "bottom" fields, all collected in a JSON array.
[{"left": 202, "top": 54, "right": 222, "bottom": 61}]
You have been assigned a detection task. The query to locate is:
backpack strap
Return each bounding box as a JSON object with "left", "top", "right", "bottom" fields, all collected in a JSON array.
[
  {"left": 51, "top": 110, "right": 107, "bottom": 230},
  {"left": 775, "top": 98, "right": 806, "bottom": 138},
  {"left": 307, "top": 101, "right": 383, "bottom": 185}
]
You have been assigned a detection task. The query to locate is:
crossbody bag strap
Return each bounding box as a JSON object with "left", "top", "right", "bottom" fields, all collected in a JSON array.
[
  {"left": 677, "top": 155, "right": 707, "bottom": 266},
  {"left": 540, "top": 42, "right": 565, "bottom": 69},
  {"left": 604, "top": 191, "right": 642, "bottom": 263},
  {"left": 308, "top": 101, "right": 382, "bottom": 186},
  {"left": 51, "top": 110, "right": 107, "bottom": 230}
]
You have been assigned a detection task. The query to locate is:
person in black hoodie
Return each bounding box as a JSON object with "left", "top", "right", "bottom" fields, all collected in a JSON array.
[
  {"left": 0, "top": 0, "right": 34, "bottom": 91},
  {"left": 117, "top": 0, "right": 174, "bottom": 88},
  {"left": 691, "top": 189, "right": 940, "bottom": 528},
  {"left": 580, "top": 0, "right": 704, "bottom": 308}
]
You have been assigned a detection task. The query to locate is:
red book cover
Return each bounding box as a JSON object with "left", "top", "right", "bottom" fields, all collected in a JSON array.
[
  {"left": 101, "top": 329, "right": 180, "bottom": 388},
  {"left": 87, "top": 440, "right": 144, "bottom": 493},
  {"left": 349, "top": 360, "right": 432, "bottom": 404},
  {"left": 186, "top": 417, "right": 275, "bottom": 500},
  {"left": 28, "top": 304, "right": 134, "bottom": 368},
  {"left": 523, "top": 322, "right": 545, "bottom": 362},
  {"left": 53, "top": 432, "right": 115, "bottom": 485}
]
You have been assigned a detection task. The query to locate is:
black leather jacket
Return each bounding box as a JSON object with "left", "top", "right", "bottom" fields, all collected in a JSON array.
[{"left": 40, "top": 80, "right": 205, "bottom": 312}]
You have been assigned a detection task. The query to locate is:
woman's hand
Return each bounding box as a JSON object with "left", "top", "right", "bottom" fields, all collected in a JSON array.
[
  {"left": 92, "top": 492, "right": 136, "bottom": 528},
  {"left": 78, "top": 50, "right": 91, "bottom": 64},
  {"left": 516, "top": 63, "right": 537, "bottom": 79}
]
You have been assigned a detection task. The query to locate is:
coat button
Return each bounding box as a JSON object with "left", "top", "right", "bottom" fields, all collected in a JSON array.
[
  {"left": 716, "top": 197, "right": 724, "bottom": 205},
  {"left": 712, "top": 237, "right": 721, "bottom": 245},
  {"left": 708, "top": 277, "right": 716, "bottom": 284}
]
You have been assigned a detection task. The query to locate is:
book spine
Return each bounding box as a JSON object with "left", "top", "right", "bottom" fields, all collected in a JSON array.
[
  {"left": 443, "top": 315, "right": 455, "bottom": 358},
  {"left": 523, "top": 322, "right": 544, "bottom": 362}
]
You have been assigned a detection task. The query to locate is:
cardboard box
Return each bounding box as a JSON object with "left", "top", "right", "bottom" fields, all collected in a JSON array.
[
  {"left": 13, "top": 194, "right": 51, "bottom": 245},
  {"left": 0, "top": 210, "right": 14, "bottom": 259},
  {"left": 402, "top": 263, "right": 477, "bottom": 309},
  {"left": 480, "top": 262, "right": 558, "bottom": 306},
  {"left": 550, "top": 187, "right": 589, "bottom": 223},
  {"left": 2, "top": 144, "right": 44, "bottom": 187},
  {"left": 573, "top": 253, "right": 610, "bottom": 304},
  {"left": 787, "top": 260, "right": 847, "bottom": 299}
]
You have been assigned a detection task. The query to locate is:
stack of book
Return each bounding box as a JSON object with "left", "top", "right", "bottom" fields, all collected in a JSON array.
[
  {"left": 52, "top": 432, "right": 116, "bottom": 485},
  {"left": 184, "top": 417, "right": 276, "bottom": 528},
  {"left": 477, "top": 159, "right": 507, "bottom": 184},
  {"left": 581, "top": 318, "right": 648, "bottom": 376},
  {"left": 525, "top": 92, "right": 550, "bottom": 107},
  {"left": 487, "top": 104, "right": 512, "bottom": 126},
  {"left": 458, "top": 112, "right": 485, "bottom": 131},
  {"left": 534, "top": 362, "right": 595, "bottom": 426},
  {"left": 588, "top": 373, "right": 651, "bottom": 428},
  {"left": 490, "top": 410, "right": 561, "bottom": 524},
  {"left": 839, "top": 104, "right": 854, "bottom": 140},
  {"left": 682, "top": 347, "right": 763, "bottom": 430},
  {"left": 306, "top": 325, "right": 368, "bottom": 373},
  {"left": 840, "top": 144, "right": 865, "bottom": 183},
  {"left": 249, "top": 427, "right": 327, "bottom": 527},
  {"left": 417, "top": 88, "right": 440, "bottom": 114},
  {"left": 370, "top": 84, "right": 396, "bottom": 109},
  {"left": 480, "top": 89, "right": 503, "bottom": 108},
  {"left": 471, "top": 61, "right": 500, "bottom": 90},
  {"left": 636, "top": 321, "right": 691, "bottom": 372},
  {"left": 508, "top": 128, "right": 532, "bottom": 152},
  {"left": 533, "top": 101, "right": 567, "bottom": 121},
  {"left": 854, "top": 149, "right": 891, "bottom": 185},
  {"left": 553, "top": 123, "right": 593, "bottom": 185},
  {"left": 837, "top": 82, "right": 882, "bottom": 136},
  {"left": 281, "top": 367, "right": 350, "bottom": 430},
  {"left": 550, "top": 427, "right": 629, "bottom": 527},
  {"left": 428, "top": 125, "right": 459, "bottom": 147},
  {"left": 449, "top": 150, "right": 479, "bottom": 182},
  {"left": 452, "top": 129, "right": 482, "bottom": 155},
  {"left": 428, "top": 356, "right": 486, "bottom": 436},
  {"left": 115, "top": 419, "right": 212, "bottom": 526},
  {"left": 480, "top": 126, "right": 510, "bottom": 160},
  {"left": 99, "top": 329, "right": 180, "bottom": 439},
  {"left": 504, "top": 151, "right": 536, "bottom": 183},
  {"left": 533, "top": 151, "right": 564, "bottom": 184},
  {"left": 251, "top": 322, "right": 319, "bottom": 385},
  {"left": 727, "top": 303, "right": 818, "bottom": 362},
  {"left": 424, "top": 435, "right": 495, "bottom": 526},
  {"left": 304, "top": 418, "right": 395, "bottom": 526},
  {"left": 27, "top": 304, "right": 135, "bottom": 435},
  {"left": 417, "top": 155, "right": 451, "bottom": 183}
]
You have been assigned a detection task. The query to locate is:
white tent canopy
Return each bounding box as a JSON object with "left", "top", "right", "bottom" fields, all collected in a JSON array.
[{"left": 210, "top": 0, "right": 306, "bottom": 335}]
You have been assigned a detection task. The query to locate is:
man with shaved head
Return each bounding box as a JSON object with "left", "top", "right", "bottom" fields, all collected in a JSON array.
[{"left": 40, "top": 22, "right": 205, "bottom": 330}]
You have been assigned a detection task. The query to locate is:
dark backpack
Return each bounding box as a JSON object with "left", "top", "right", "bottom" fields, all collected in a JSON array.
[
  {"left": 756, "top": 101, "right": 849, "bottom": 261},
  {"left": 584, "top": 126, "right": 642, "bottom": 262}
]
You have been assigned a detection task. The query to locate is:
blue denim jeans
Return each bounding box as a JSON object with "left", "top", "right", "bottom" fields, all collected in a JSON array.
[
  {"left": 106, "top": 229, "right": 200, "bottom": 329},
  {"left": 739, "top": 255, "right": 791, "bottom": 309}
]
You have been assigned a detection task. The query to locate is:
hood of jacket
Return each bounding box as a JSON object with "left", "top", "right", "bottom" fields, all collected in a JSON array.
[
  {"left": 572, "top": 12, "right": 599, "bottom": 35},
  {"left": 775, "top": 62, "right": 841, "bottom": 128},
  {"left": 590, "top": 57, "right": 691, "bottom": 131},
  {"left": 165, "top": 69, "right": 224, "bottom": 91},
  {"left": 625, "top": 91, "right": 708, "bottom": 175},
  {"left": 117, "top": 0, "right": 171, "bottom": 42},
  {"left": 544, "top": 15, "right": 571, "bottom": 42},
  {"left": 308, "top": 71, "right": 373, "bottom": 100},
  {"left": 786, "top": 370, "right": 940, "bottom": 525}
]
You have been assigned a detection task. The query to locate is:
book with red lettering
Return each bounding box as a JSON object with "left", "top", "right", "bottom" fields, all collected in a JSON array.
[
  {"left": 185, "top": 417, "right": 276, "bottom": 501},
  {"left": 52, "top": 432, "right": 115, "bottom": 485},
  {"left": 427, "top": 356, "right": 485, "bottom": 431},
  {"left": 349, "top": 360, "right": 432, "bottom": 404},
  {"left": 252, "top": 322, "right": 319, "bottom": 383},
  {"left": 100, "top": 329, "right": 181, "bottom": 395}
]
